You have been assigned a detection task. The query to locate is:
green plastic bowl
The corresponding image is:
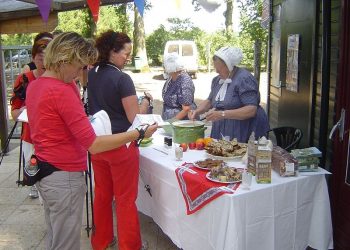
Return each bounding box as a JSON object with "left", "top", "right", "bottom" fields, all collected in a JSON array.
[{"left": 161, "top": 124, "right": 173, "bottom": 136}]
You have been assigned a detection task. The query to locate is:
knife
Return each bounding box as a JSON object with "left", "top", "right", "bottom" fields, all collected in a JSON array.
[{"left": 152, "top": 148, "right": 169, "bottom": 155}]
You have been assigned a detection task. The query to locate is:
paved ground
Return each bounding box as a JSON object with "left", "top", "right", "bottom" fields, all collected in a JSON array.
[
  {"left": 0, "top": 69, "right": 267, "bottom": 250},
  {"left": 0, "top": 142, "right": 179, "bottom": 250}
]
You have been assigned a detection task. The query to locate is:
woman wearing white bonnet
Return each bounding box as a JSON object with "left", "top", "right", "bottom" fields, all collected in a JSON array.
[
  {"left": 162, "top": 52, "right": 197, "bottom": 120},
  {"left": 189, "top": 46, "right": 269, "bottom": 142}
]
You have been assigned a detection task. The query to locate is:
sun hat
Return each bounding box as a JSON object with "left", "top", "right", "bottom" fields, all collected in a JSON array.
[
  {"left": 214, "top": 47, "right": 243, "bottom": 71},
  {"left": 163, "top": 52, "right": 185, "bottom": 74}
]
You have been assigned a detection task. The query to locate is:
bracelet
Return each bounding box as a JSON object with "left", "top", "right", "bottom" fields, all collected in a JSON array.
[{"left": 135, "top": 124, "right": 150, "bottom": 146}]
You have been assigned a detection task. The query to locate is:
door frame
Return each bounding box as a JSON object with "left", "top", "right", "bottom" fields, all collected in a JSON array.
[{"left": 330, "top": 0, "right": 350, "bottom": 248}]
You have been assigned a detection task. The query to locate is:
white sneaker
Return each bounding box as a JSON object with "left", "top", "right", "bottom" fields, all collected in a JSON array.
[
  {"left": 141, "top": 240, "right": 149, "bottom": 250},
  {"left": 29, "top": 186, "right": 39, "bottom": 199}
]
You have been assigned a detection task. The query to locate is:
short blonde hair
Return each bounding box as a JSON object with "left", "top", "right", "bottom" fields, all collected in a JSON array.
[{"left": 44, "top": 32, "right": 98, "bottom": 72}]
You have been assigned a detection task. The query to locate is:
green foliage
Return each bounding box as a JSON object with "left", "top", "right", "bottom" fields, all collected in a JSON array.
[
  {"left": 56, "top": 6, "right": 133, "bottom": 38},
  {"left": 237, "top": 0, "right": 268, "bottom": 68},
  {"left": 1, "top": 34, "right": 33, "bottom": 46},
  {"left": 145, "top": 25, "right": 171, "bottom": 65}
]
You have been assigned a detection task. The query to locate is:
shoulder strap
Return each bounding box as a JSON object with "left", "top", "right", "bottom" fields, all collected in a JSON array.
[{"left": 10, "top": 73, "right": 30, "bottom": 104}]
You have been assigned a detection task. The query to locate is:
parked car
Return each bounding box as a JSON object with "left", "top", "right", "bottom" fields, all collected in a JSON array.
[
  {"left": 163, "top": 40, "right": 199, "bottom": 79},
  {"left": 11, "top": 49, "right": 31, "bottom": 63}
]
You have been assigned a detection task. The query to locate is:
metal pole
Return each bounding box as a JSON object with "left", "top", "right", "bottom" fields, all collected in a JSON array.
[
  {"left": 88, "top": 153, "right": 94, "bottom": 232},
  {"left": 0, "top": 34, "right": 9, "bottom": 152},
  {"left": 85, "top": 170, "right": 90, "bottom": 237},
  {"left": 0, "top": 121, "right": 17, "bottom": 166}
]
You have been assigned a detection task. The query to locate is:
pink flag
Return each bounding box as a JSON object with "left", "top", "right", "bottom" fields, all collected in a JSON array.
[
  {"left": 87, "top": 0, "right": 100, "bottom": 23},
  {"left": 35, "top": 0, "right": 51, "bottom": 23}
]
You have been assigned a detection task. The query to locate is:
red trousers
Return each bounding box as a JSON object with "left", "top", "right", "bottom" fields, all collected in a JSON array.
[{"left": 91, "top": 143, "right": 141, "bottom": 250}]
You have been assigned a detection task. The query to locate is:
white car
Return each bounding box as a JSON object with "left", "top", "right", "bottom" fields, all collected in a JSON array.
[{"left": 11, "top": 49, "right": 30, "bottom": 62}]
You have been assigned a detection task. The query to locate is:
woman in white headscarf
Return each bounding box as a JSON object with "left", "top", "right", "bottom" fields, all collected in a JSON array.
[
  {"left": 189, "top": 47, "right": 269, "bottom": 142},
  {"left": 162, "top": 52, "right": 197, "bottom": 120}
]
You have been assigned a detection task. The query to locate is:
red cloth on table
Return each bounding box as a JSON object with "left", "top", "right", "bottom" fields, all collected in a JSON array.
[{"left": 175, "top": 163, "right": 240, "bottom": 215}]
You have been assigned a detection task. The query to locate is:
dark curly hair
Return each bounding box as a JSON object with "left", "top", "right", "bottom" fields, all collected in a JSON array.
[{"left": 95, "top": 30, "right": 132, "bottom": 63}]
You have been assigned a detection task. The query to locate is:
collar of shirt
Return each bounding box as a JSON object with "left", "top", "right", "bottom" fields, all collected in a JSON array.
[{"left": 218, "top": 78, "right": 232, "bottom": 85}]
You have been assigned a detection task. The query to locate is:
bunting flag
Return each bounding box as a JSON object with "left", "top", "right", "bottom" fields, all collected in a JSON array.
[
  {"left": 134, "top": 0, "right": 145, "bottom": 17},
  {"left": 87, "top": 0, "right": 100, "bottom": 23},
  {"left": 35, "top": 0, "right": 51, "bottom": 23},
  {"left": 197, "top": 0, "right": 222, "bottom": 12}
]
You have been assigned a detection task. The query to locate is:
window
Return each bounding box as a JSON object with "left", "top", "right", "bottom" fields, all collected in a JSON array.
[
  {"left": 182, "top": 44, "right": 193, "bottom": 56},
  {"left": 168, "top": 45, "right": 179, "bottom": 54}
]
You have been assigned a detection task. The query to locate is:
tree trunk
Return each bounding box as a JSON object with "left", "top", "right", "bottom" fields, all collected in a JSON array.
[
  {"left": 133, "top": 5, "right": 149, "bottom": 72},
  {"left": 254, "top": 40, "right": 262, "bottom": 86},
  {"left": 225, "top": 0, "right": 233, "bottom": 33}
]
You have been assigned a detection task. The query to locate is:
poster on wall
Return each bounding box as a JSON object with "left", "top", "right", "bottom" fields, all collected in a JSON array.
[{"left": 286, "top": 34, "right": 300, "bottom": 92}]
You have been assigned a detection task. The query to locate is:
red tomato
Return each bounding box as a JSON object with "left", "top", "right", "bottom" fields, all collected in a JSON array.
[
  {"left": 188, "top": 142, "right": 196, "bottom": 150},
  {"left": 180, "top": 143, "right": 188, "bottom": 152},
  {"left": 196, "top": 142, "right": 205, "bottom": 150}
]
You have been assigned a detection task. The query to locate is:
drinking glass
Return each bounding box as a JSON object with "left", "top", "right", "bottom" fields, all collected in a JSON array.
[
  {"left": 242, "top": 171, "right": 253, "bottom": 190},
  {"left": 175, "top": 146, "right": 183, "bottom": 161}
]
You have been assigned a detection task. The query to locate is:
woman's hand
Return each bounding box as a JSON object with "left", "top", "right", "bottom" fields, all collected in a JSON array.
[
  {"left": 144, "top": 91, "right": 153, "bottom": 101},
  {"left": 205, "top": 108, "right": 224, "bottom": 122},
  {"left": 144, "top": 123, "right": 158, "bottom": 138},
  {"left": 188, "top": 110, "right": 197, "bottom": 120}
]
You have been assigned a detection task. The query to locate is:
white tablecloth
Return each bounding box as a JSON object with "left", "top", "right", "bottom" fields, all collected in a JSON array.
[{"left": 136, "top": 133, "right": 333, "bottom": 250}]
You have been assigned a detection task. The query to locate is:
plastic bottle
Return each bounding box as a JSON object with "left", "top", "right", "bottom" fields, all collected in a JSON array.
[{"left": 27, "top": 157, "right": 38, "bottom": 175}]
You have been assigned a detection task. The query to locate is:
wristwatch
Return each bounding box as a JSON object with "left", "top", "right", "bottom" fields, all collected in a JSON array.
[{"left": 221, "top": 111, "right": 225, "bottom": 117}]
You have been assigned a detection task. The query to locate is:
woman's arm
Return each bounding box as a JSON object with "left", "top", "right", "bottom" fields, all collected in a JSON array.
[
  {"left": 188, "top": 99, "right": 212, "bottom": 120},
  {"left": 175, "top": 105, "right": 191, "bottom": 120},
  {"left": 205, "top": 105, "right": 257, "bottom": 121},
  {"left": 88, "top": 123, "right": 157, "bottom": 154},
  {"left": 122, "top": 95, "right": 141, "bottom": 123},
  {"left": 22, "top": 65, "right": 31, "bottom": 73},
  {"left": 11, "top": 108, "right": 24, "bottom": 121}
]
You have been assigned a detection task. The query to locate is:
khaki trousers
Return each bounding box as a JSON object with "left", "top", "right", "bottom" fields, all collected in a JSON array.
[{"left": 37, "top": 171, "right": 86, "bottom": 250}]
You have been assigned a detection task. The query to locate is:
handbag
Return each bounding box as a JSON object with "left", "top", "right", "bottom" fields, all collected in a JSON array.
[{"left": 22, "top": 155, "right": 61, "bottom": 186}]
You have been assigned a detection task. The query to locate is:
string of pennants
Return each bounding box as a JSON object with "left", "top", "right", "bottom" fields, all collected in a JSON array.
[{"left": 35, "top": 0, "right": 223, "bottom": 23}]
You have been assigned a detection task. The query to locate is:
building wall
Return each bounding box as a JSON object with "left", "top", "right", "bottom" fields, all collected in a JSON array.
[
  {"left": 269, "top": 0, "right": 317, "bottom": 147},
  {"left": 269, "top": 0, "right": 341, "bottom": 168},
  {"left": 313, "top": 0, "right": 340, "bottom": 167}
]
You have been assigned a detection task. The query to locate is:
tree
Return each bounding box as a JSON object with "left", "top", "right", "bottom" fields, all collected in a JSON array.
[
  {"left": 224, "top": 0, "right": 233, "bottom": 33},
  {"left": 133, "top": 4, "right": 149, "bottom": 71},
  {"left": 56, "top": 6, "right": 132, "bottom": 38},
  {"left": 146, "top": 25, "right": 171, "bottom": 65},
  {"left": 237, "top": 0, "right": 268, "bottom": 83}
]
